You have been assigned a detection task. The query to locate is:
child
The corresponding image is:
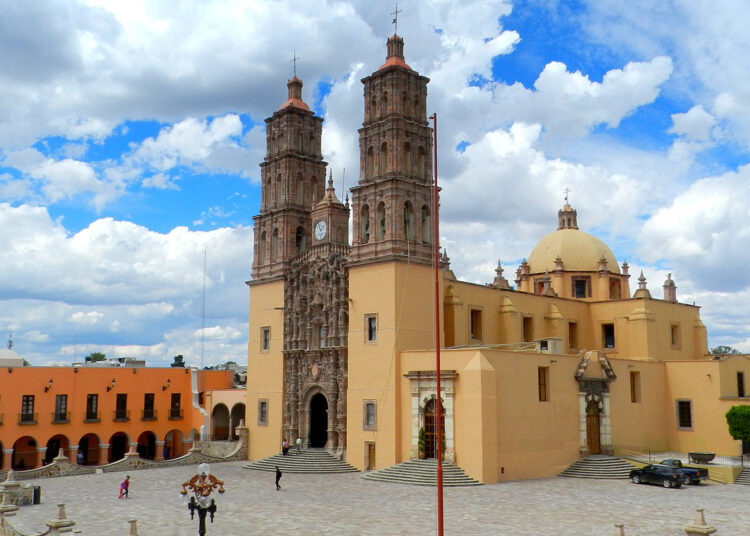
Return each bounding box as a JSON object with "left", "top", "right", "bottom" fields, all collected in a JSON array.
[{"left": 118, "top": 475, "right": 130, "bottom": 498}]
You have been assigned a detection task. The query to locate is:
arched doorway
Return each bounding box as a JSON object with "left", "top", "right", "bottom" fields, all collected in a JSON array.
[
  {"left": 230, "top": 403, "right": 246, "bottom": 439},
  {"left": 137, "top": 431, "right": 156, "bottom": 459},
  {"left": 11, "top": 436, "right": 37, "bottom": 469},
  {"left": 212, "top": 404, "right": 230, "bottom": 440},
  {"left": 78, "top": 434, "right": 100, "bottom": 465},
  {"left": 109, "top": 432, "right": 129, "bottom": 463},
  {"left": 424, "top": 398, "right": 445, "bottom": 459},
  {"left": 165, "top": 429, "right": 184, "bottom": 459},
  {"left": 45, "top": 434, "right": 70, "bottom": 464},
  {"left": 309, "top": 393, "right": 328, "bottom": 448},
  {"left": 586, "top": 399, "right": 601, "bottom": 455}
]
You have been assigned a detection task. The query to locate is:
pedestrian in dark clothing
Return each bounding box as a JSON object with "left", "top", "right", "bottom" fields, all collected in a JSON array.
[{"left": 275, "top": 466, "right": 282, "bottom": 490}]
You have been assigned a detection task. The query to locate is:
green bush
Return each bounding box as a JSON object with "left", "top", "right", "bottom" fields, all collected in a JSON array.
[{"left": 725, "top": 405, "right": 750, "bottom": 442}]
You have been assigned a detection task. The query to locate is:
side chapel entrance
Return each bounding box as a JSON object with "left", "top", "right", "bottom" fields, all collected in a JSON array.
[
  {"left": 309, "top": 393, "right": 328, "bottom": 448},
  {"left": 424, "top": 398, "right": 445, "bottom": 459},
  {"left": 585, "top": 399, "right": 601, "bottom": 455}
]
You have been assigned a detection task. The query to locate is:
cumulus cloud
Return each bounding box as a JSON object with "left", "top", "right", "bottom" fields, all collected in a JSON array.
[
  {"left": 669, "top": 105, "right": 716, "bottom": 141},
  {"left": 69, "top": 311, "right": 104, "bottom": 325}
]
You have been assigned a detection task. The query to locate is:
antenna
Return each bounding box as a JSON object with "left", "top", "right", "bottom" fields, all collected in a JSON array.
[{"left": 201, "top": 249, "right": 207, "bottom": 368}]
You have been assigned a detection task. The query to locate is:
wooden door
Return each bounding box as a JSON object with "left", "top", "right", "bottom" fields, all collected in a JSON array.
[
  {"left": 366, "top": 442, "right": 376, "bottom": 470},
  {"left": 424, "top": 398, "right": 445, "bottom": 459},
  {"left": 586, "top": 400, "right": 601, "bottom": 455}
]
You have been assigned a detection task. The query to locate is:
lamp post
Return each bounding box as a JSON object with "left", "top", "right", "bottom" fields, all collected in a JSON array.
[{"left": 179, "top": 463, "right": 225, "bottom": 536}]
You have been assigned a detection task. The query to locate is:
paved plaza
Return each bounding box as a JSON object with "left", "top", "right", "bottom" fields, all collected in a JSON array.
[{"left": 10, "top": 461, "right": 750, "bottom": 535}]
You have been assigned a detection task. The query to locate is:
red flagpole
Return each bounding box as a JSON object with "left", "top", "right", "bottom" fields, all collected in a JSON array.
[{"left": 429, "top": 112, "right": 444, "bottom": 536}]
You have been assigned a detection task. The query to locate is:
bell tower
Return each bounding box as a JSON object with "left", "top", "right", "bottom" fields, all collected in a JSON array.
[
  {"left": 349, "top": 34, "right": 434, "bottom": 266},
  {"left": 252, "top": 76, "right": 327, "bottom": 280}
]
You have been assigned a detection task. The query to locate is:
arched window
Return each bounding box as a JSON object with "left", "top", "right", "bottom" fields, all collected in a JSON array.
[
  {"left": 404, "top": 142, "right": 412, "bottom": 176},
  {"left": 404, "top": 201, "right": 414, "bottom": 241},
  {"left": 259, "top": 231, "right": 266, "bottom": 263},
  {"left": 295, "top": 226, "right": 305, "bottom": 253},
  {"left": 264, "top": 177, "right": 271, "bottom": 207},
  {"left": 382, "top": 92, "right": 388, "bottom": 115},
  {"left": 417, "top": 147, "right": 426, "bottom": 180},
  {"left": 296, "top": 173, "right": 304, "bottom": 205},
  {"left": 366, "top": 147, "right": 375, "bottom": 178},
  {"left": 376, "top": 202, "right": 386, "bottom": 241},
  {"left": 380, "top": 142, "right": 388, "bottom": 175},
  {"left": 371, "top": 96, "right": 377, "bottom": 120},
  {"left": 361, "top": 205, "right": 370, "bottom": 244},
  {"left": 271, "top": 228, "right": 279, "bottom": 260},
  {"left": 421, "top": 205, "right": 431, "bottom": 243},
  {"left": 275, "top": 175, "right": 282, "bottom": 206}
]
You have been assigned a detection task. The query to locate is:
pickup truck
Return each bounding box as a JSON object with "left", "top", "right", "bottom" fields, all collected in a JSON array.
[{"left": 659, "top": 459, "right": 709, "bottom": 485}]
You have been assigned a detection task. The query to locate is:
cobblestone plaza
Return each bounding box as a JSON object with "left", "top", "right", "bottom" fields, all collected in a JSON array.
[{"left": 11, "top": 461, "right": 750, "bottom": 535}]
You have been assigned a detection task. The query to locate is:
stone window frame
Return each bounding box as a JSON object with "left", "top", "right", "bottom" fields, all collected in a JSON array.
[
  {"left": 601, "top": 322, "right": 616, "bottom": 349},
  {"left": 260, "top": 326, "right": 271, "bottom": 353},
  {"left": 365, "top": 314, "right": 378, "bottom": 344},
  {"left": 363, "top": 399, "right": 377, "bottom": 430},
  {"left": 258, "top": 399, "right": 269, "bottom": 426},
  {"left": 469, "top": 308, "right": 483, "bottom": 342},
  {"left": 670, "top": 323, "right": 681, "bottom": 349},
  {"left": 676, "top": 398, "right": 693, "bottom": 430},
  {"left": 571, "top": 276, "right": 591, "bottom": 298}
]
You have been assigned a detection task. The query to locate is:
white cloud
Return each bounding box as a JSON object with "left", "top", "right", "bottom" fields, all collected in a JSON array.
[
  {"left": 669, "top": 105, "right": 715, "bottom": 141},
  {"left": 69, "top": 311, "right": 104, "bottom": 325}
]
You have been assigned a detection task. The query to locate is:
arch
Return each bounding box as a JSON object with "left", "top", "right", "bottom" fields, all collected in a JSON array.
[
  {"left": 108, "top": 432, "right": 129, "bottom": 463},
  {"left": 423, "top": 398, "right": 445, "bottom": 459},
  {"left": 231, "top": 403, "right": 246, "bottom": 439},
  {"left": 77, "top": 433, "right": 100, "bottom": 466},
  {"left": 379, "top": 142, "right": 388, "bottom": 175},
  {"left": 12, "top": 436, "right": 37, "bottom": 469},
  {"left": 259, "top": 231, "right": 266, "bottom": 264},
  {"left": 366, "top": 147, "right": 375, "bottom": 178},
  {"left": 403, "top": 201, "right": 415, "bottom": 241},
  {"left": 295, "top": 226, "right": 305, "bottom": 253},
  {"left": 136, "top": 431, "right": 156, "bottom": 460},
  {"left": 417, "top": 146, "right": 427, "bottom": 180},
  {"left": 309, "top": 392, "right": 328, "bottom": 448},
  {"left": 271, "top": 228, "right": 279, "bottom": 260},
  {"left": 421, "top": 205, "right": 431, "bottom": 243},
  {"left": 376, "top": 202, "right": 386, "bottom": 241},
  {"left": 44, "top": 434, "right": 70, "bottom": 465},
  {"left": 403, "top": 141, "right": 412, "bottom": 176},
  {"left": 360, "top": 205, "right": 370, "bottom": 244},
  {"left": 212, "top": 403, "right": 230, "bottom": 440},
  {"left": 164, "top": 429, "right": 184, "bottom": 459}
]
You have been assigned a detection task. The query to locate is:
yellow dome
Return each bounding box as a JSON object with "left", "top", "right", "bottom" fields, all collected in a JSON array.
[{"left": 527, "top": 228, "right": 620, "bottom": 274}]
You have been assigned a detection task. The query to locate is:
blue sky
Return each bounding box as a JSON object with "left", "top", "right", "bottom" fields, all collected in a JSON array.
[{"left": 1, "top": 0, "right": 750, "bottom": 365}]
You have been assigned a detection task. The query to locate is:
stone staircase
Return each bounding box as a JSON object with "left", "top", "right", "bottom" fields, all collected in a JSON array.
[
  {"left": 734, "top": 468, "right": 750, "bottom": 485},
  {"left": 243, "top": 448, "right": 358, "bottom": 474},
  {"left": 360, "top": 459, "right": 481, "bottom": 487},
  {"left": 559, "top": 455, "right": 636, "bottom": 479}
]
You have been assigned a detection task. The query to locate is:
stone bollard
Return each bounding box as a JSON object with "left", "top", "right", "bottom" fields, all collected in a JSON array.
[
  {"left": 45, "top": 503, "right": 76, "bottom": 535},
  {"left": 127, "top": 518, "right": 140, "bottom": 535},
  {"left": 614, "top": 523, "right": 626, "bottom": 535},
  {"left": 684, "top": 508, "right": 717, "bottom": 535}
]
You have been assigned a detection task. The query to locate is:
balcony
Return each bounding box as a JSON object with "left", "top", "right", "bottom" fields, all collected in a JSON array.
[
  {"left": 113, "top": 410, "right": 130, "bottom": 422},
  {"left": 141, "top": 409, "right": 157, "bottom": 421},
  {"left": 84, "top": 411, "right": 100, "bottom": 423},
  {"left": 18, "top": 412, "right": 37, "bottom": 425},
  {"left": 52, "top": 411, "right": 71, "bottom": 424},
  {"left": 168, "top": 408, "right": 184, "bottom": 420}
]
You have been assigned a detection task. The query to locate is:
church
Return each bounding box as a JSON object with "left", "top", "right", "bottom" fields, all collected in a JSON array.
[{"left": 245, "top": 34, "right": 750, "bottom": 483}]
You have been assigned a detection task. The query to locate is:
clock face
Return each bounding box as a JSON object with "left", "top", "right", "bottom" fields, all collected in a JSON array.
[{"left": 314, "top": 220, "right": 327, "bottom": 240}]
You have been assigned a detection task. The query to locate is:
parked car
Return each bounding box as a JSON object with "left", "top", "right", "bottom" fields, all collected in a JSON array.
[
  {"left": 659, "top": 459, "right": 709, "bottom": 485},
  {"left": 629, "top": 464, "right": 684, "bottom": 488}
]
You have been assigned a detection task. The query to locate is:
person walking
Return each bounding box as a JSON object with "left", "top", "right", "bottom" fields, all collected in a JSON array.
[
  {"left": 118, "top": 475, "right": 130, "bottom": 499},
  {"left": 295, "top": 437, "right": 302, "bottom": 454},
  {"left": 275, "top": 466, "right": 282, "bottom": 490},
  {"left": 282, "top": 438, "right": 289, "bottom": 456}
]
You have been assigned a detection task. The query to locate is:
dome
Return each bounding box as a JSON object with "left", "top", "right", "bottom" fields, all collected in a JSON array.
[{"left": 527, "top": 228, "right": 620, "bottom": 274}]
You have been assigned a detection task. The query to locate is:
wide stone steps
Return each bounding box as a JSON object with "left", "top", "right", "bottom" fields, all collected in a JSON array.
[
  {"left": 360, "top": 459, "right": 481, "bottom": 487},
  {"left": 559, "top": 455, "right": 636, "bottom": 479},
  {"left": 734, "top": 468, "right": 750, "bottom": 485},
  {"left": 243, "top": 448, "right": 358, "bottom": 474}
]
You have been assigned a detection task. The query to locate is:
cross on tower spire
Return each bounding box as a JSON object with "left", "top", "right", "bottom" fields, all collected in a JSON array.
[
  {"left": 391, "top": 3, "right": 403, "bottom": 35},
  {"left": 290, "top": 51, "right": 300, "bottom": 77},
  {"left": 563, "top": 187, "right": 571, "bottom": 205}
]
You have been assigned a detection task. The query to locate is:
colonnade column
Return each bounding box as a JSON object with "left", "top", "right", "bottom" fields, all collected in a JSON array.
[
  {"left": 154, "top": 441, "right": 165, "bottom": 461},
  {"left": 98, "top": 443, "right": 110, "bottom": 465}
]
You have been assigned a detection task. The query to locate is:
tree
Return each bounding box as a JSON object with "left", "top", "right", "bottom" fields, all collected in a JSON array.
[
  {"left": 171, "top": 354, "right": 185, "bottom": 368},
  {"left": 710, "top": 345, "right": 739, "bottom": 356},
  {"left": 726, "top": 406, "right": 750, "bottom": 446},
  {"left": 84, "top": 352, "right": 106, "bottom": 362}
]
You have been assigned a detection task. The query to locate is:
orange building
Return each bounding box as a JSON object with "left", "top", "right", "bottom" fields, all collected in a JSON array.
[{"left": 0, "top": 360, "right": 233, "bottom": 471}]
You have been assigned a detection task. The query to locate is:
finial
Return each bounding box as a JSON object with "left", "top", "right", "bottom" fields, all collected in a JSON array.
[
  {"left": 290, "top": 51, "right": 300, "bottom": 77},
  {"left": 564, "top": 187, "right": 571, "bottom": 205},
  {"left": 391, "top": 3, "right": 403, "bottom": 35},
  {"left": 327, "top": 169, "right": 334, "bottom": 190},
  {"left": 495, "top": 259, "right": 503, "bottom": 276},
  {"left": 638, "top": 271, "right": 647, "bottom": 289}
]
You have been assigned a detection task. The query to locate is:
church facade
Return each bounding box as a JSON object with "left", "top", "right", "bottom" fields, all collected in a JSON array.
[{"left": 246, "top": 35, "right": 750, "bottom": 483}]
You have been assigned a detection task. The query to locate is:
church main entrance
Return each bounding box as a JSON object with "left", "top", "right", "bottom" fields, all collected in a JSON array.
[
  {"left": 586, "top": 399, "right": 601, "bottom": 455},
  {"left": 424, "top": 398, "right": 445, "bottom": 459},
  {"left": 309, "top": 393, "right": 328, "bottom": 448}
]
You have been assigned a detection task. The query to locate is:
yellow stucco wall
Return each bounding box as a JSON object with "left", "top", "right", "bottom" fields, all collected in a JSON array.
[{"left": 245, "top": 279, "right": 285, "bottom": 460}]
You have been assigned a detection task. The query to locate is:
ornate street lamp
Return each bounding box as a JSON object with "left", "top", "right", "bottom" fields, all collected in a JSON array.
[{"left": 179, "top": 463, "right": 226, "bottom": 536}]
